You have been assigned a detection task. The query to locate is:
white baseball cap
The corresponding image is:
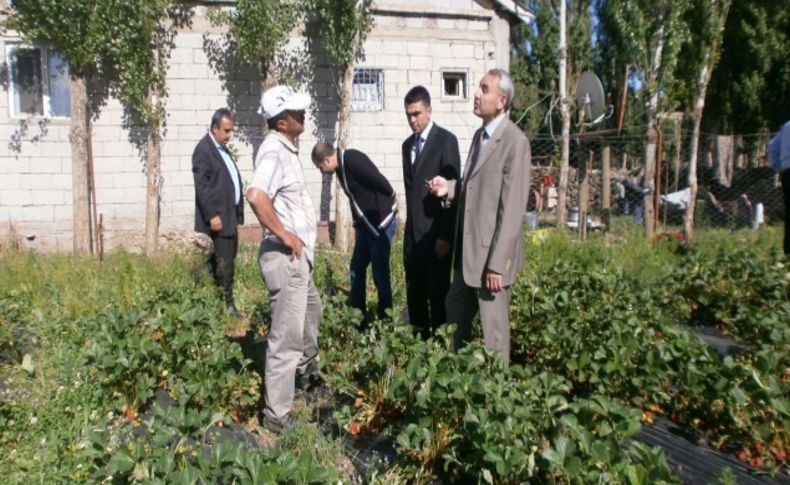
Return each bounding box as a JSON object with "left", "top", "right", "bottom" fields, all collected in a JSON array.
[{"left": 259, "top": 85, "right": 311, "bottom": 119}]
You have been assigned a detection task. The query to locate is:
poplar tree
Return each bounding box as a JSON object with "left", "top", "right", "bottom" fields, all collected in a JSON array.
[
  {"left": 4, "top": 0, "right": 187, "bottom": 255},
  {"left": 596, "top": 0, "right": 690, "bottom": 237},
  {"left": 312, "top": 0, "right": 374, "bottom": 252}
]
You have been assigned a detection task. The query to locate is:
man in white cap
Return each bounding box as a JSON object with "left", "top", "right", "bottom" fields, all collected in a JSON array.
[{"left": 246, "top": 85, "right": 322, "bottom": 433}]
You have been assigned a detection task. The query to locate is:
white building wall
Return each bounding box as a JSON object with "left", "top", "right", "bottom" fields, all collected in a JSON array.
[{"left": 0, "top": 1, "right": 515, "bottom": 251}]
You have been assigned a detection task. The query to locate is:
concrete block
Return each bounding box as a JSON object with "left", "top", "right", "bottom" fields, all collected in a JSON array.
[
  {"left": 26, "top": 157, "right": 63, "bottom": 174},
  {"left": 383, "top": 41, "right": 409, "bottom": 56},
  {"left": 21, "top": 205, "right": 54, "bottom": 222},
  {"left": 168, "top": 79, "right": 197, "bottom": 95},
  {"left": 53, "top": 204, "right": 71, "bottom": 221},
  {"left": 167, "top": 110, "right": 200, "bottom": 126},
  {"left": 168, "top": 62, "right": 210, "bottom": 80},
  {"left": 0, "top": 173, "right": 21, "bottom": 190},
  {"left": 168, "top": 46, "right": 195, "bottom": 64},
  {"left": 0, "top": 189, "right": 33, "bottom": 206},
  {"left": 96, "top": 188, "right": 127, "bottom": 204},
  {"left": 175, "top": 33, "right": 205, "bottom": 49},
  {"left": 407, "top": 70, "right": 434, "bottom": 86},
  {"left": 35, "top": 190, "right": 67, "bottom": 206},
  {"left": 119, "top": 171, "right": 148, "bottom": 190}
]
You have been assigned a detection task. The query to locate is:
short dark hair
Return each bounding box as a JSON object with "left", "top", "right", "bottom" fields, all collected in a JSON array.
[
  {"left": 266, "top": 111, "right": 288, "bottom": 131},
  {"left": 311, "top": 141, "right": 335, "bottom": 164},
  {"left": 211, "top": 108, "right": 233, "bottom": 129},
  {"left": 404, "top": 85, "right": 431, "bottom": 106}
]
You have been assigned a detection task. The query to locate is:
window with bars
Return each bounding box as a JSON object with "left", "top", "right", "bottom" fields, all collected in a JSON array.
[
  {"left": 351, "top": 68, "right": 384, "bottom": 112},
  {"left": 6, "top": 44, "right": 71, "bottom": 118}
]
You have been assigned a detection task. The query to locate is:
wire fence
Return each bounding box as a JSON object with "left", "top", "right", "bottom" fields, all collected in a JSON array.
[{"left": 526, "top": 126, "right": 783, "bottom": 236}]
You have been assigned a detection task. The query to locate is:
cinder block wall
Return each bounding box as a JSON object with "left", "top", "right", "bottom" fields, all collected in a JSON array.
[{"left": 0, "top": 1, "right": 510, "bottom": 251}]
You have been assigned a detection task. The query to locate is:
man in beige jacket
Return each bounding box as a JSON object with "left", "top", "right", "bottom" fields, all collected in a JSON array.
[{"left": 428, "top": 68, "right": 531, "bottom": 364}]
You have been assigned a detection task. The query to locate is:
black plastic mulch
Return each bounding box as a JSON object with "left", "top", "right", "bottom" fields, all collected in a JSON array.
[{"left": 635, "top": 416, "right": 790, "bottom": 484}]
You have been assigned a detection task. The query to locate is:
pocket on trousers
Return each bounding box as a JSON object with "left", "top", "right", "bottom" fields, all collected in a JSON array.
[{"left": 260, "top": 250, "right": 287, "bottom": 292}]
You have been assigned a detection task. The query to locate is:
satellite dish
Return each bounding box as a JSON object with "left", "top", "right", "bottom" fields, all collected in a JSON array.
[{"left": 575, "top": 71, "right": 607, "bottom": 126}]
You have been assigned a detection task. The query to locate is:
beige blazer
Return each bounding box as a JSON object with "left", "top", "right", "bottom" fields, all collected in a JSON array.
[{"left": 447, "top": 117, "right": 531, "bottom": 288}]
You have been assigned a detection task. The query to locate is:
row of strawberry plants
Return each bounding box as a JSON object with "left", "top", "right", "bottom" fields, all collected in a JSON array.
[
  {"left": 319, "top": 294, "right": 678, "bottom": 484},
  {"left": 509, "top": 248, "right": 789, "bottom": 474},
  {"left": 56, "top": 281, "right": 337, "bottom": 482},
  {"left": 663, "top": 249, "right": 790, "bottom": 471}
]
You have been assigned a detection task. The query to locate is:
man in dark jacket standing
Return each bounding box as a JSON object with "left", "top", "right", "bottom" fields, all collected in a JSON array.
[
  {"left": 312, "top": 141, "right": 398, "bottom": 321},
  {"left": 402, "top": 86, "right": 461, "bottom": 337},
  {"left": 192, "top": 108, "right": 245, "bottom": 317}
]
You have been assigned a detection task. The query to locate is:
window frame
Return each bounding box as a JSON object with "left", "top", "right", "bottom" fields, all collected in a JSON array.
[
  {"left": 441, "top": 70, "right": 469, "bottom": 101},
  {"left": 351, "top": 67, "right": 384, "bottom": 112},
  {"left": 6, "top": 43, "right": 71, "bottom": 119}
]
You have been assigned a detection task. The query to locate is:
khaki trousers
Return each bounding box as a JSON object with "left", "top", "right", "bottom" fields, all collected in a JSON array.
[
  {"left": 445, "top": 269, "right": 511, "bottom": 364},
  {"left": 258, "top": 242, "right": 322, "bottom": 421}
]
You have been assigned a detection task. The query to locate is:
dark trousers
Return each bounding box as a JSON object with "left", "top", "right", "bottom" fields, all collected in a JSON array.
[
  {"left": 405, "top": 249, "right": 451, "bottom": 338},
  {"left": 209, "top": 233, "right": 238, "bottom": 307},
  {"left": 350, "top": 219, "right": 396, "bottom": 320},
  {"left": 782, "top": 170, "right": 790, "bottom": 255}
]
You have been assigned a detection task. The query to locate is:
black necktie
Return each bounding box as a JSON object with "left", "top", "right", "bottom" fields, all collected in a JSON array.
[
  {"left": 413, "top": 133, "right": 422, "bottom": 163},
  {"left": 464, "top": 129, "right": 486, "bottom": 179}
]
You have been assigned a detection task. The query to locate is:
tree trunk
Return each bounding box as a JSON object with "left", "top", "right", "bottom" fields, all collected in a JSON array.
[
  {"left": 602, "top": 142, "right": 611, "bottom": 230},
  {"left": 556, "top": 0, "right": 570, "bottom": 226},
  {"left": 643, "top": 121, "right": 657, "bottom": 238},
  {"left": 334, "top": 37, "right": 360, "bottom": 253},
  {"left": 672, "top": 117, "right": 681, "bottom": 192},
  {"left": 259, "top": 62, "right": 278, "bottom": 138},
  {"left": 144, "top": 90, "right": 162, "bottom": 255},
  {"left": 685, "top": 56, "right": 713, "bottom": 244},
  {"left": 643, "top": 26, "right": 665, "bottom": 240},
  {"left": 69, "top": 75, "right": 91, "bottom": 255},
  {"left": 715, "top": 135, "right": 734, "bottom": 187}
]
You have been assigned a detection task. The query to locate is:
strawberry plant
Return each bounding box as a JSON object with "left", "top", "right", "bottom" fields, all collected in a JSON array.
[{"left": 82, "top": 283, "right": 260, "bottom": 417}]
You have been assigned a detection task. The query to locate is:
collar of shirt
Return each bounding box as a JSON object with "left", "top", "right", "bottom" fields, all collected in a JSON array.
[
  {"left": 209, "top": 132, "right": 241, "bottom": 203},
  {"left": 412, "top": 121, "right": 433, "bottom": 163},
  {"left": 267, "top": 131, "right": 299, "bottom": 154},
  {"left": 418, "top": 120, "right": 434, "bottom": 143},
  {"left": 209, "top": 132, "right": 228, "bottom": 153},
  {"left": 482, "top": 111, "right": 507, "bottom": 143}
]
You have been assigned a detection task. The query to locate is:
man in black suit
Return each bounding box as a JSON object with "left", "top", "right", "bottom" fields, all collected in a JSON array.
[
  {"left": 401, "top": 86, "right": 461, "bottom": 337},
  {"left": 193, "top": 108, "right": 245, "bottom": 317}
]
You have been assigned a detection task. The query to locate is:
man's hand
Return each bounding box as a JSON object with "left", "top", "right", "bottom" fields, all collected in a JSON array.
[
  {"left": 485, "top": 270, "right": 503, "bottom": 293},
  {"left": 209, "top": 215, "right": 223, "bottom": 232},
  {"left": 435, "top": 239, "right": 450, "bottom": 259},
  {"left": 427, "top": 176, "right": 449, "bottom": 198},
  {"left": 247, "top": 188, "right": 304, "bottom": 260},
  {"left": 281, "top": 231, "right": 304, "bottom": 261}
]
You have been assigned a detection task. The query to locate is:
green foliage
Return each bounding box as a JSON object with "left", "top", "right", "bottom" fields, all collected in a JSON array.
[
  {"left": 81, "top": 283, "right": 261, "bottom": 414},
  {"left": 511, "top": 0, "right": 594, "bottom": 134},
  {"left": 311, "top": 0, "right": 374, "bottom": 68},
  {"left": 98, "top": 0, "right": 184, "bottom": 124},
  {"left": 596, "top": 0, "right": 690, "bottom": 116},
  {"left": 208, "top": 0, "right": 304, "bottom": 73},
  {"left": 702, "top": 0, "right": 790, "bottom": 132},
  {"left": 78, "top": 409, "right": 337, "bottom": 483},
  {"left": 3, "top": 0, "right": 185, "bottom": 123},
  {"left": 2, "top": 230, "right": 789, "bottom": 481},
  {"left": 663, "top": 249, "right": 790, "bottom": 459},
  {"left": 3, "top": 0, "right": 102, "bottom": 75},
  {"left": 670, "top": 0, "right": 731, "bottom": 114}
]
